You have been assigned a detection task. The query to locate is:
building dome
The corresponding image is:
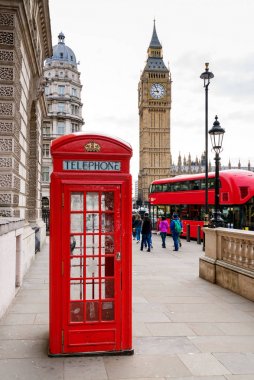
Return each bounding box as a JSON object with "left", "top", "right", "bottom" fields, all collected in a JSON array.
[{"left": 46, "top": 32, "right": 77, "bottom": 65}]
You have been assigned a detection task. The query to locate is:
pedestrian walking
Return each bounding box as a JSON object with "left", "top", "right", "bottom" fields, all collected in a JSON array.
[
  {"left": 170, "top": 213, "right": 182, "bottom": 251},
  {"left": 178, "top": 216, "right": 183, "bottom": 247},
  {"left": 140, "top": 212, "right": 152, "bottom": 252},
  {"left": 132, "top": 213, "right": 137, "bottom": 240},
  {"left": 133, "top": 213, "right": 142, "bottom": 243},
  {"left": 159, "top": 216, "right": 169, "bottom": 248}
]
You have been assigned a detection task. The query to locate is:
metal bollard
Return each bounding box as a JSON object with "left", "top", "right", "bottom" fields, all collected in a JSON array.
[
  {"left": 186, "top": 224, "right": 190, "bottom": 242},
  {"left": 197, "top": 225, "right": 201, "bottom": 244}
]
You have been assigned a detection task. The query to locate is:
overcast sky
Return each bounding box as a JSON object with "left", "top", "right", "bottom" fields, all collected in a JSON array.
[{"left": 49, "top": 0, "right": 254, "bottom": 180}]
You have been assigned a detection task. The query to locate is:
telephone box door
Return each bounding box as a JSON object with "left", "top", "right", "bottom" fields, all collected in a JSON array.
[{"left": 62, "top": 184, "right": 122, "bottom": 353}]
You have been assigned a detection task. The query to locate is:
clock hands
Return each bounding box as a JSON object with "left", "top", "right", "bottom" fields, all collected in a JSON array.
[{"left": 150, "top": 83, "right": 165, "bottom": 99}]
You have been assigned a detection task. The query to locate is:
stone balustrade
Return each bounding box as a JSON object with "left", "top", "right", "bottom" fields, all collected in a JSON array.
[
  {"left": 199, "top": 228, "right": 254, "bottom": 301},
  {"left": 220, "top": 231, "right": 254, "bottom": 270}
]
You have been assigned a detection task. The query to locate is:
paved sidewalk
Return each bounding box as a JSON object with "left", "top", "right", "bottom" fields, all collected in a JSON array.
[{"left": 0, "top": 235, "right": 254, "bottom": 379}]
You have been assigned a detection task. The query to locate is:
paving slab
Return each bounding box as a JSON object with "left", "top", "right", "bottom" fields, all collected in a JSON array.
[
  {"left": 178, "top": 352, "right": 230, "bottom": 376},
  {"left": 0, "top": 339, "right": 48, "bottom": 359},
  {"left": 103, "top": 354, "right": 191, "bottom": 379},
  {"left": 0, "top": 358, "right": 64, "bottom": 380},
  {"left": 214, "top": 353, "right": 254, "bottom": 375},
  {"left": 63, "top": 356, "right": 108, "bottom": 380},
  {"left": 0, "top": 313, "right": 36, "bottom": 325},
  {"left": 133, "top": 336, "right": 200, "bottom": 355},
  {"left": 225, "top": 375, "right": 254, "bottom": 380},
  {"left": 189, "top": 335, "right": 254, "bottom": 353},
  {"left": 167, "top": 376, "right": 226, "bottom": 380},
  {"left": 146, "top": 322, "right": 196, "bottom": 336}
]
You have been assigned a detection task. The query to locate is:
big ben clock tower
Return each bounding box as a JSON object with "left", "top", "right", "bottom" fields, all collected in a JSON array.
[{"left": 138, "top": 21, "right": 172, "bottom": 204}]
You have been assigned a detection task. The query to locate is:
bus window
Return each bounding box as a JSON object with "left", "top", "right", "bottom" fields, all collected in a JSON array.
[
  {"left": 200, "top": 180, "right": 206, "bottom": 190},
  {"left": 172, "top": 182, "right": 181, "bottom": 192},
  {"left": 157, "top": 205, "right": 166, "bottom": 215},
  {"left": 208, "top": 179, "right": 221, "bottom": 189},
  {"left": 181, "top": 182, "right": 190, "bottom": 191},
  {"left": 191, "top": 180, "right": 200, "bottom": 190},
  {"left": 208, "top": 179, "right": 215, "bottom": 189},
  {"left": 155, "top": 184, "right": 163, "bottom": 192},
  {"left": 244, "top": 201, "right": 254, "bottom": 230}
]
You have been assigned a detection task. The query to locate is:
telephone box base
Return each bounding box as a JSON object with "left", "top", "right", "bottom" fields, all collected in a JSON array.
[{"left": 48, "top": 349, "right": 134, "bottom": 357}]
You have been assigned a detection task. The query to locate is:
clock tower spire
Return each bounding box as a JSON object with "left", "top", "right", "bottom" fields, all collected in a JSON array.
[{"left": 138, "top": 21, "right": 172, "bottom": 204}]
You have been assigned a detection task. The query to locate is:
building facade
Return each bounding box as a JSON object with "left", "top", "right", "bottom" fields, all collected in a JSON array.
[
  {"left": 42, "top": 32, "right": 84, "bottom": 207},
  {"left": 138, "top": 22, "right": 172, "bottom": 204},
  {"left": 171, "top": 152, "right": 254, "bottom": 176},
  {"left": 0, "top": 0, "right": 52, "bottom": 317},
  {"left": 0, "top": 0, "right": 51, "bottom": 225}
]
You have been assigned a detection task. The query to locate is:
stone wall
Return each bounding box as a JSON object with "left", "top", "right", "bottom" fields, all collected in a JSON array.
[
  {"left": 0, "top": 218, "right": 36, "bottom": 318},
  {"left": 0, "top": 1, "right": 51, "bottom": 231},
  {"left": 200, "top": 228, "right": 254, "bottom": 301}
]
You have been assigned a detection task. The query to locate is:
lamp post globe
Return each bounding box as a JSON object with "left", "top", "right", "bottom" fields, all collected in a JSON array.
[
  {"left": 200, "top": 63, "right": 214, "bottom": 225},
  {"left": 209, "top": 115, "right": 225, "bottom": 227}
]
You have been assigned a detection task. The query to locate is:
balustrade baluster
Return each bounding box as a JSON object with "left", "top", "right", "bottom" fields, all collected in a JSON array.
[
  {"left": 222, "top": 236, "right": 229, "bottom": 261},
  {"left": 248, "top": 242, "right": 254, "bottom": 269},
  {"left": 231, "top": 238, "right": 237, "bottom": 263},
  {"left": 241, "top": 240, "right": 249, "bottom": 267},
  {"left": 227, "top": 237, "right": 233, "bottom": 263}
]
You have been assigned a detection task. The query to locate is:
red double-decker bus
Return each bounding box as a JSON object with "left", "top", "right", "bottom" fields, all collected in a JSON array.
[{"left": 149, "top": 169, "right": 254, "bottom": 239}]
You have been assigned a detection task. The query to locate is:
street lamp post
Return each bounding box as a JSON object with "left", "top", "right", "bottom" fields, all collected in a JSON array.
[
  {"left": 208, "top": 115, "right": 225, "bottom": 227},
  {"left": 200, "top": 63, "right": 214, "bottom": 224}
]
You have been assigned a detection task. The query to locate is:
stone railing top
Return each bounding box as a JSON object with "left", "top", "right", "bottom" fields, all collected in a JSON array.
[
  {"left": 204, "top": 227, "right": 254, "bottom": 239},
  {"left": 0, "top": 217, "right": 25, "bottom": 236}
]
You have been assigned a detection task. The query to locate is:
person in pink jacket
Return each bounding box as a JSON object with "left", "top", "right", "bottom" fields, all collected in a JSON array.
[{"left": 159, "top": 216, "right": 169, "bottom": 248}]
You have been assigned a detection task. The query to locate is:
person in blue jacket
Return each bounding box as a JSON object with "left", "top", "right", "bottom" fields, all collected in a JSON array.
[{"left": 170, "top": 213, "right": 182, "bottom": 251}]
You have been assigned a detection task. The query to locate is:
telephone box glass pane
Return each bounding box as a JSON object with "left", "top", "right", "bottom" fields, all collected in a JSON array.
[
  {"left": 86, "top": 257, "right": 99, "bottom": 277},
  {"left": 70, "top": 257, "right": 84, "bottom": 278},
  {"left": 71, "top": 214, "right": 83, "bottom": 233},
  {"left": 71, "top": 193, "right": 83, "bottom": 211},
  {"left": 105, "top": 257, "right": 114, "bottom": 276},
  {"left": 101, "top": 192, "right": 114, "bottom": 211},
  {"left": 101, "top": 256, "right": 105, "bottom": 277},
  {"left": 70, "top": 280, "right": 84, "bottom": 300},
  {"left": 70, "top": 235, "right": 84, "bottom": 256},
  {"left": 70, "top": 301, "right": 84, "bottom": 322},
  {"left": 86, "top": 214, "right": 99, "bottom": 232},
  {"left": 86, "top": 279, "right": 99, "bottom": 300},
  {"left": 86, "top": 301, "right": 99, "bottom": 321},
  {"left": 86, "top": 192, "right": 99, "bottom": 211},
  {"left": 101, "top": 235, "right": 114, "bottom": 254},
  {"left": 101, "top": 214, "right": 114, "bottom": 232},
  {"left": 102, "top": 301, "right": 114, "bottom": 321},
  {"left": 101, "top": 257, "right": 114, "bottom": 277},
  {"left": 86, "top": 235, "right": 99, "bottom": 255},
  {"left": 101, "top": 279, "right": 114, "bottom": 299}
]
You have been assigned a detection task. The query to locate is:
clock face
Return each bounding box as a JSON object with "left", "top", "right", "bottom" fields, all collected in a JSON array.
[{"left": 150, "top": 83, "right": 165, "bottom": 99}]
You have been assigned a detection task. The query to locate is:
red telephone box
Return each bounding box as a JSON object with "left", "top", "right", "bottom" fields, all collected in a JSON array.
[{"left": 49, "top": 133, "right": 133, "bottom": 356}]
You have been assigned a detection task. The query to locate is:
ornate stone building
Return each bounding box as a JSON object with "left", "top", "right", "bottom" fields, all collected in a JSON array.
[
  {"left": 42, "top": 32, "right": 84, "bottom": 206},
  {"left": 171, "top": 152, "right": 254, "bottom": 176},
  {"left": 0, "top": 1, "right": 52, "bottom": 317},
  {"left": 138, "top": 22, "right": 172, "bottom": 204},
  {"left": 170, "top": 152, "right": 206, "bottom": 176},
  {"left": 0, "top": 0, "right": 51, "bottom": 223}
]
